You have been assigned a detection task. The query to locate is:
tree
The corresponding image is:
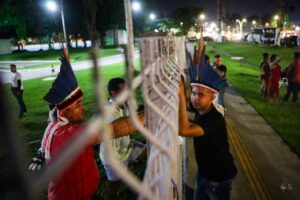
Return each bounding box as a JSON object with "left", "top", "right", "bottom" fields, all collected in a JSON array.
[
  {"left": 82, "top": 0, "right": 103, "bottom": 47},
  {"left": 98, "top": 0, "right": 126, "bottom": 46},
  {"left": 0, "top": 0, "right": 28, "bottom": 50},
  {"left": 169, "top": 6, "right": 205, "bottom": 35}
]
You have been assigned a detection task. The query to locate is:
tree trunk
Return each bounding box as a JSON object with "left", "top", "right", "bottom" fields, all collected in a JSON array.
[
  {"left": 113, "top": 24, "right": 119, "bottom": 46},
  {"left": 47, "top": 34, "right": 52, "bottom": 50},
  {"left": 75, "top": 34, "right": 78, "bottom": 48},
  {"left": 82, "top": 0, "right": 102, "bottom": 48}
]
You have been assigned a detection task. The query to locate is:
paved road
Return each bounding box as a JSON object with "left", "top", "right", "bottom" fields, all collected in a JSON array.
[
  {"left": 0, "top": 52, "right": 140, "bottom": 84},
  {"left": 0, "top": 60, "right": 59, "bottom": 68}
]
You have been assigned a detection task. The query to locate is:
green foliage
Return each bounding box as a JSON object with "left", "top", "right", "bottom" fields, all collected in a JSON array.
[
  {"left": 169, "top": 6, "right": 205, "bottom": 35},
  {"left": 0, "top": 0, "right": 16, "bottom": 29},
  {"left": 0, "top": 0, "right": 28, "bottom": 39}
]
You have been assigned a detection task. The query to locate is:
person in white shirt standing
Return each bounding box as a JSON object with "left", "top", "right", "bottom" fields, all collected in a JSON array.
[
  {"left": 10, "top": 64, "right": 27, "bottom": 118},
  {"left": 99, "top": 77, "right": 146, "bottom": 199}
]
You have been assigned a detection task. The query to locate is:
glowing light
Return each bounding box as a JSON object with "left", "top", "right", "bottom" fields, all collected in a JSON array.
[
  {"left": 149, "top": 13, "right": 156, "bottom": 20},
  {"left": 210, "top": 23, "right": 217, "bottom": 28},
  {"left": 46, "top": 1, "right": 57, "bottom": 12},
  {"left": 199, "top": 14, "right": 206, "bottom": 20},
  {"left": 274, "top": 15, "right": 279, "bottom": 21},
  {"left": 132, "top": 2, "right": 141, "bottom": 12}
]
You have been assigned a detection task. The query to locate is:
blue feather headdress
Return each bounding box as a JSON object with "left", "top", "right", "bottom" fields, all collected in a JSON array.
[
  {"left": 188, "top": 40, "right": 227, "bottom": 93},
  {"left": 43, "top": 56, "right": 83, "bottom": 112}
]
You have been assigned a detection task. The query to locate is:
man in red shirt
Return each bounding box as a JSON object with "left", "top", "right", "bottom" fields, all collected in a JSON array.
[
  {"left": 40, "top": 56, "right": 143, "bottom": 200},
  {"left": 284, "top": 52, "right": 300, "bottom": 102}
]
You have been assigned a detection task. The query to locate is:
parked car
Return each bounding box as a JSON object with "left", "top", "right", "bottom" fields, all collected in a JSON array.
[
  {"left": 251, "top": 27, "right": 276, "bottom": 44},
  {"left": 242, "top": 34, "right": 249, "bottom": 42},
  {"left": 281, "top": 35, "right": 298, "bottom": 47},
  {"left": 188, "top": 36, "right": 197, "bottom": 42},
  {"left": 203, "top": 36, "right": 214, "bottom": 41},
  {"left": 221, "top": 36, "right": 228, "bottom": 42}
]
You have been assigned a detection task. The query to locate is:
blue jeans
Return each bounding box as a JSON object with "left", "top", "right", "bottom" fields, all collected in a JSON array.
[
  {"left": 11, "top": 88, "right": 27, "bottom": 116},
  {"left": 284, "top": 81, "right": 299, "bottom": 102},
  {"left": 193, "top": 173, "right": 235, "bottom": 200}
]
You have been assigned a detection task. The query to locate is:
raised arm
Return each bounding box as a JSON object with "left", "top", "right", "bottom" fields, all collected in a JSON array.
[
  {"left": 91, "top": 113, "right": 145, "bottom": 145},
  {"left": 178, "top": 78, "right": 205, "bottom": 137}
]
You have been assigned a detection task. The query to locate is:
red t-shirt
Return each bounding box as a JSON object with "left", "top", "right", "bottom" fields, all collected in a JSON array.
[
  {"left": 45, "top": 123, "right": 99, "bottom": 200},
  {"left": 269, "top": 64, "right": 281, "bottom": 84},
  {"left": 287, "top": 61, "right": 300, "bottom": 82},
  {"left": 268, "top": 64, "right": 281, "bottom": 97}
]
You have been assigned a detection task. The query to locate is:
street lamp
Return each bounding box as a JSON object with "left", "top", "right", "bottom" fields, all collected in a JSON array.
[
  {"left": 273, "top": 15, "right": 280, "bottom": 27},
  {"left": 46, "top": 1, "right": 57, "bottom": 12},
  {"left": 132, "top": 1, "right": 141, "bottom": 12},
  {"left": 199, "top": 14, "right": 205, "bottom": 21},
  {"left": 46, "top": 0, "right": 69, "bottom": 56},
  {"left": 236, "top": 18, "right": 247, "bottom": 34},
  {"left": 149, "top": 13, "right": 156, "bottom": 21},
  {"left": 252, "top": 20, "right": 257, "bottom": 27},
  {"left": 199, "top": 14, "right": 206, "bottom": 37}
]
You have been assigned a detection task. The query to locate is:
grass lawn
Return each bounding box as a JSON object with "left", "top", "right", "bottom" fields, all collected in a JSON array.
[
  {"left": 0, "top": 47, "right": 122, "bottom": 62},
  {"left": 206, "top": 42, "right": 300, "bottom": 155},
  {"left": 0, "top": 60, "right": 144, "bottom": 199},
  {"left": 208, "top": 42, "right": 299, "bottom": 67}
]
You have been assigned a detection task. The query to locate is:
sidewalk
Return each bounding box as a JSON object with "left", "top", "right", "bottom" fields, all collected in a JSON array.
[{"left": 185, "top": 85, "right": 300, "bottom": 199}]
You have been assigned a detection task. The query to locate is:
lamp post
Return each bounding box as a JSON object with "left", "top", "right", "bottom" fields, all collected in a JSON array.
[
  {"left": 252, "top": 20, "right": 257, "bottom": 28},
  {"left": 236, "top": 18, "right": 247, "bottom": 34},
  {"left": 149, "top": 13, "right": 156, "bottom": 21},
  {"left": 274, "top": 15, "right": 280, "bottom": 27},
  {"left": 132, "top": 1, "right": 141, "bottom": 12},
  {"left": 46, "top": 0, "right": 69, "bottom": 56},
  {"left": 199, "top": 14, "right": 206, "bottom": 37}
]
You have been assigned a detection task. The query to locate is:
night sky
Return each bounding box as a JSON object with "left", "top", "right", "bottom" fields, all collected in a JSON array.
[{"left": 157, "top": 0, "right": 300, "bottom": 22}]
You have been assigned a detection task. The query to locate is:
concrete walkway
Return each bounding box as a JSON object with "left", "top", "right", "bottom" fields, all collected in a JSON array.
[{"left": 185, "top": 84, "right": 300, "bottom": 200}]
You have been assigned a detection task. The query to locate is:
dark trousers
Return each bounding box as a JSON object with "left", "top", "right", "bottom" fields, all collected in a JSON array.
[
  {"left": 11, "top": 88, "right": 27, "bottom": 116},
  {"left": 193, "top": 173, "right": 235, "bottom": 200},
  {"left": 284, "top": 81, "right": 299, "bottom": 102}
]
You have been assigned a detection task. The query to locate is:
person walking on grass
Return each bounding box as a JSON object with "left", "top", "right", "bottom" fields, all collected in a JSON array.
[
  {"left": 10, "top": 64, "right": 27, "bottom": 118},
  {"left": 259, "top": 53, "right": 271, "bottom": 101},
  {"left": 284, "top": 52, "right": 300, "bottom": 102},
  {"left": 268, "top": 54, "right": 282, "bottom": 104},
  {"left": 99, "top": 77, "right": 147, "bottom": 200},
  {"left": 32, "top": 56, "right": 144, "bottom": 200},
  {"left": 178, "top": 64, "right": 237, "bottom": 200}
]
